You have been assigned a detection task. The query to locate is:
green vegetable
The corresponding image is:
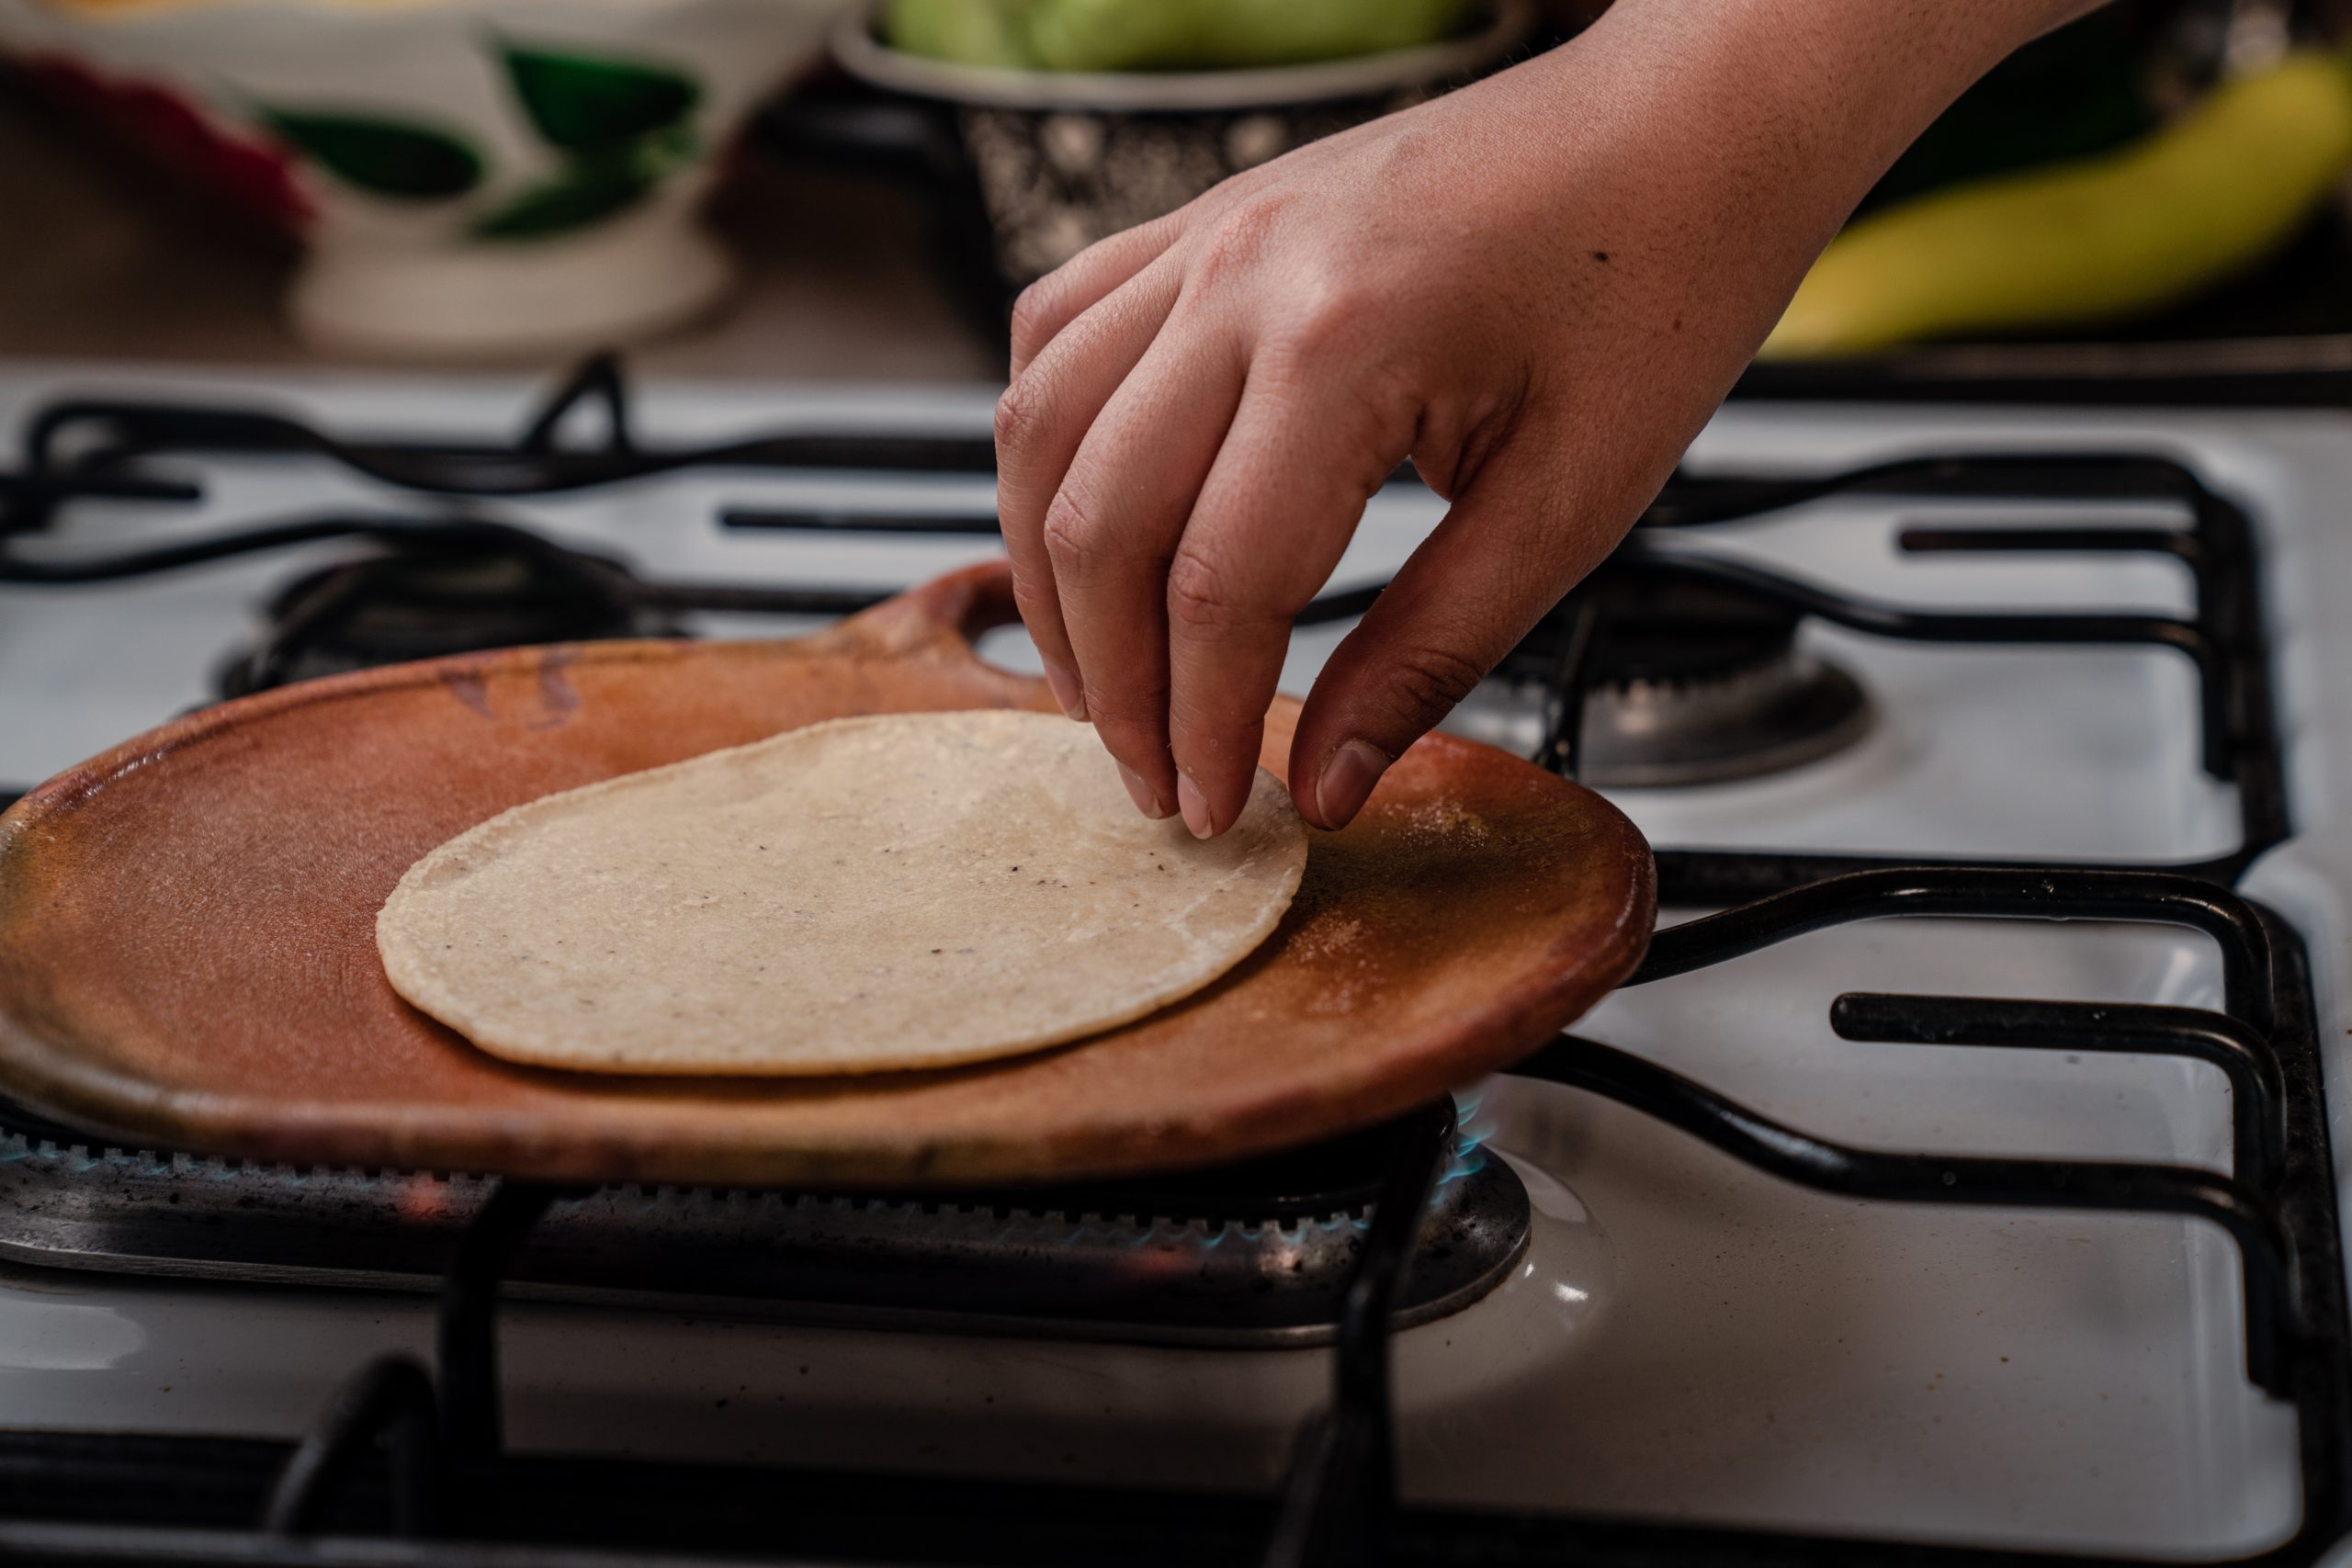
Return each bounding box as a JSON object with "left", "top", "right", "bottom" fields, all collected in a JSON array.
[
  {"left": 883, "top": 0, "right": 1030, "bottom": 69},
  {"left": 1761, "top": 51, "right": 2352, "bottom": 358},
  {"left": 1026, "top": 0, "right": 1468, "bottom": 72},
  {"left": 882, "top": 0, "right": 1469, "bottom": 73}
]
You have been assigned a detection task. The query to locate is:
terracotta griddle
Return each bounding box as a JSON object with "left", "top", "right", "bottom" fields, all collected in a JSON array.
[{"left": 0, "top": 563, "right": 1654, "bottom": 1189}]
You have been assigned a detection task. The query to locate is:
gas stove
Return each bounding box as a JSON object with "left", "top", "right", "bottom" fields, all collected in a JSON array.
[{"left": 0, "top": 355, "right": 2347, "bottom": 1567}]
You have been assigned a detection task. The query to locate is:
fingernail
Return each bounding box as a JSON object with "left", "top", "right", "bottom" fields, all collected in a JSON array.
[
  {"left": 1176, "top": 772, "right": 1214, "bottom": 840},
  {"left": 1117, "top": 761, "right": 1169, "bottom": 819},
  {"left": 1315, "top": 739, "right": 1390, "bottom": 829},
  {"left": 1043, "top": 659, "right": 1086, "bottom": 721}
]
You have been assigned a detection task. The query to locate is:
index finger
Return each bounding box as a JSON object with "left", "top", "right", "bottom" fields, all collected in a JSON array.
[{"left": 1164, "top": 371, "right": 1413, "bottom": 836}]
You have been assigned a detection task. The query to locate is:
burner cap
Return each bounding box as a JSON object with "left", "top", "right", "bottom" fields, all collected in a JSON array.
[
  {"left": 1489, "top": 557, "right": 1873, "bottom": 787},
  {"left": 1577, "top": 650, "right": 1871, "bottom": 787},
  {"left": 0, "top": 1090, "right": 1533, "bottom": 1345},
  {"left": 219, "top": 535, "right": 676, "bottom": 698}
]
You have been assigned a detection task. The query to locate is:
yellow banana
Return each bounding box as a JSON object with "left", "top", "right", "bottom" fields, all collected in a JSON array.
[{"left": 1760, "top": 51, "right": 2352, "bottom": 358}]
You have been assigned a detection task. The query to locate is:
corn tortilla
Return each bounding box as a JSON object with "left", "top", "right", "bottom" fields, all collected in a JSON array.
[{"left": 376, "top": 709, "right": 1308, "bottom": 1075}]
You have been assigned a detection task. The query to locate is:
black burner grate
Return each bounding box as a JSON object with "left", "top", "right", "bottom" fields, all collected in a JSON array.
[
  {"left": 0, "top": 871, "right": 2335, "bottom": 1568},
  {"left": 216, "top": 532, "right": 673, "bottom": 697},
  {"left": 0, "top": 356, "right": 2337, "bottom": 1568},
  {"left": 0, "top": 356, "right": 2293, "bottom": 892}
]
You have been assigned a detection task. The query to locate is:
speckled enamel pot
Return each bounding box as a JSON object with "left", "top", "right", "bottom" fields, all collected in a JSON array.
[
  {"left": 831, "top": 0, "right": 1534, "bottom": 288},
  {"left": 0, "top": 0, "right": 853, "bottom": 357}
]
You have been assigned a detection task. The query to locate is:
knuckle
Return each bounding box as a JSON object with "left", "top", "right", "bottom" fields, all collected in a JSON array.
[
  {"left": 1168, "top": 686, "right": 1262, "bottom": 753},
  {"left": 1086, "top": 684, "right": 1172, "bottom": 731},
  {"left": 1384, "top": 641, "right": 1487, "bottom": 720},
  {"left": 1268, "top": 270, "right": 1396, "bottom": 377},
  {"left": 1340, "top": 360, "right": 1420, "bottom": 463},
  {"left": 1007, "top": 276, "right": 1062, "bottom": 365},
  {"left": 1165, "top": 549, "right": 1250, "bottom": 633},
  {"left": 1188, "top": 197, "right": 1286, "bottom": 289},
  {"left": 1039, "top": 488, "right": 1104, "bottom": 576},
  {"left": 1083, "top": 674, "right": 1177, "bottom": 761},
  {"left": 1281, "top": 286, "right": 1369, "bottom": 362},
  {"left": 992, "top": 377, "right": 1047, "bottom": 457}
]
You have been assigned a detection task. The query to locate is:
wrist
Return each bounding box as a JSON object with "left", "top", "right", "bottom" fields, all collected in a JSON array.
[
  {"left": 1483, "top": 0, "right": 2096, "bottom": 330},
  {"left": 1566, "top": 0, "right": 2094, "bottom": 204}
]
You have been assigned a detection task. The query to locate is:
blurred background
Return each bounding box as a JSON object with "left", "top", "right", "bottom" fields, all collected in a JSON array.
[{"left": 3, "top": 0, "right": 2351, "bottom": 389}]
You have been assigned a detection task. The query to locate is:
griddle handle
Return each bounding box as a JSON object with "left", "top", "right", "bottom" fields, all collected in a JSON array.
[
  {"left": 823, "top": 559, "right": 1023, "bottom": 660},
  {"left": 810, "top": 558, "right": 1052, "bottom": 712}
]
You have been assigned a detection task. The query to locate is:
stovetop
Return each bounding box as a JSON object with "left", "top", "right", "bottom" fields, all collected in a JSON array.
[{"left": 1, "top": 356, "right": 2349, "bottom": 1567}]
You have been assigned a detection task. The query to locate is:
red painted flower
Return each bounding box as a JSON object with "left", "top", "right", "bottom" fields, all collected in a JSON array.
[{"left": 20, "top": 52, "right": 316, "bottom": 228}]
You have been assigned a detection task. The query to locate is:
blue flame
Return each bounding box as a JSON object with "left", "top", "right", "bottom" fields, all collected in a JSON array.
[{"left": 1430, "top": 1096, "right": 1499, "bottom": 1199}]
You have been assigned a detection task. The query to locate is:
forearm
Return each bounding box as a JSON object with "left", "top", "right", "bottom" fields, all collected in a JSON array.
[
  {"left": 1582, "top": 0, "right": 2106, "bottom": 183},
  {"left": 1490, "top": 0, "right": 2109, "bottom": 348},
  {"left": 1317, "top": 0, "right": 2109, "bottom": 508}
]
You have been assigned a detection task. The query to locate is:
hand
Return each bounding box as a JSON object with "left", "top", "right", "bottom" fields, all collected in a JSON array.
[{"left": 996, "top": 0, "right": 2088, "bottom": 836}]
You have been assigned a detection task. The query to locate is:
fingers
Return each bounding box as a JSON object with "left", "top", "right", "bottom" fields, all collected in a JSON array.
[
  {"left": 1290, "top": 434, "right": 1623, "bottom": 829},
  {"left": 1008, "top": 214, "right": 1182, "bottom": 380},
  {"left": 995, "top": 253, "right": 1183, "bottom": 714},
  {"left": 1045, "top": 327, "right": 1248, "bottom": 818},
  {"left": 1162, "top": 373, "right": 1413, "bottom": 838}
]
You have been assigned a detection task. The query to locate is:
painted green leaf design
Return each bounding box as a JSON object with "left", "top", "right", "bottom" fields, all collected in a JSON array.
[
  {"left": 262, "top": 111, "right": 482, "bottom": 199},
  {"left": 470, "top": 161, "right": 655, "bottom": 239},
  {"left": 501, "top": 44, "right": 701, "bottom": 151},
  {"left": 639, "top": 122, "right": 700, "bottom": 172}
]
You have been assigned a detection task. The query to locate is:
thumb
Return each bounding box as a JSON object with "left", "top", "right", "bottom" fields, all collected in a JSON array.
[{"left": 1286, "top": 437, "right": 1630, "bottom": 829}]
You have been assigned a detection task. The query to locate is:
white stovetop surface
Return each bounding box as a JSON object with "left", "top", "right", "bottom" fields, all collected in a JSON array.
[{"left": 2, "top": 364, "right": 2351, "bottom": 1558}]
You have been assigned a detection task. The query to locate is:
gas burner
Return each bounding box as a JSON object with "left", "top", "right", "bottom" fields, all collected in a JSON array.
[
  {"left": 1466, "top": 555, "right": 1874, "bottom": 787},
  {"left": 217, "top": 533, "right": 678, "bottom": 698},
  {"left": 1568, "top": 557, "right": 1876, "bottom": 787},
  {"left": 1576, "top": 651, "right": 1871, "bottom": 788},
  {"left": 0, "top": 1094, "right": 1529, "bottom": 1347}
]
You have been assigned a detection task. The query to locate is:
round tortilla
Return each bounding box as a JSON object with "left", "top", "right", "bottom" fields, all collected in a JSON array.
[{"left": 375, "top": 709, "right": 1308, "bottom": 1076}]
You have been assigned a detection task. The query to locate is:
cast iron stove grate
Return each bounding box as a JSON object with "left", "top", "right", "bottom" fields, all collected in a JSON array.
[
  {"left": 0, "top": 867, "right": 2337, "bottom": 1568},
  {"left": 0, "top": 357, "right": 2336, "bottom": 1567},
  {"left": 0, "top": 354, "right": 2293, "bottom": 903}
]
